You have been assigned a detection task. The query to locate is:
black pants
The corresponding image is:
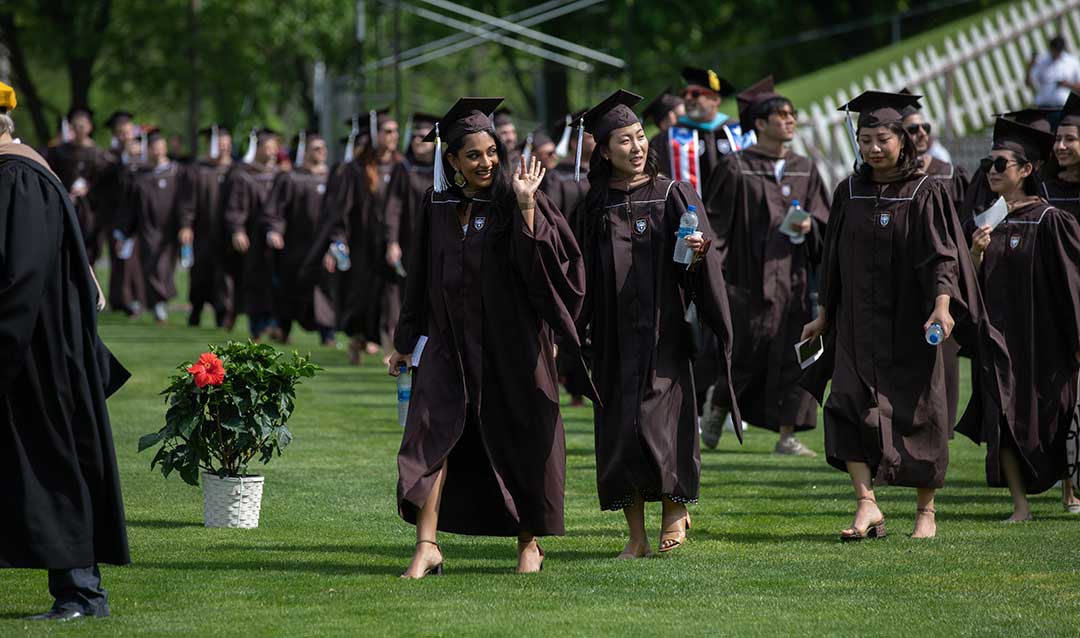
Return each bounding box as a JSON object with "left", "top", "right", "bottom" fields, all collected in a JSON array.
[{"left": 48, "top": 565, "right": 110, "bottom": 616}]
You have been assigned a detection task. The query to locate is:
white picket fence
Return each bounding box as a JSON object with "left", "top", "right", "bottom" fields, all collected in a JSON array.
[{"left": 792, "top": 0, "right": 1080, "bottom": 186}]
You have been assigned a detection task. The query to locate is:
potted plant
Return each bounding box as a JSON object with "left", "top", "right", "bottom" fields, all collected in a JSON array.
[{"left": 139, "top": 341, "right": 318, "bottom": 528}]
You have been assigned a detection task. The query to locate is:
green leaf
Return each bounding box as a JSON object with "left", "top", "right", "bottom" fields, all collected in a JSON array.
[
  {"left": 138, "top": 431, "right": 164, "bottom": 452},
  {"left": 221, "top": 416, "right": 246, "bottom": 433}
]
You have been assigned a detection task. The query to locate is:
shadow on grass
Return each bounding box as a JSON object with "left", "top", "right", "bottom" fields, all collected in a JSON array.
[
  {"left": 140, "top": 559, "right": 402, "bottom": 576},
  {"left": 205, "top": 542, "right": 613, "bottom": 562},
  {"left": 127, "top": 518, "right": 203, "bottom": 529}
]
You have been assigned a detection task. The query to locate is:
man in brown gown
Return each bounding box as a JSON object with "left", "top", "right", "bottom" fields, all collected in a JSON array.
[
  {"left": 116, "top": 129, "right": 190, "bottom": 324},
  {"left": 45, "top": 108, "right": 111, "bottom": 264},
  {"left": 178, "top": 125, "right": 233, "bottom": 327},
  {"left": 98, "top": 111, "right": 146, "bottom": 315},
  {"left": 702, "top": 77, "right": 831, "bottom": 456},
  {"left": 222, "top": 128, "right": 280, "bottom": 339},
  {"left": 262, "top": 131, "right": 335, "bottom": 344}
]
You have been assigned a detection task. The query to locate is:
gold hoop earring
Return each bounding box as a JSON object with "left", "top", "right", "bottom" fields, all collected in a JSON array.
[{"left": 453, "top": 170, "right": 467, "bottom": 188}]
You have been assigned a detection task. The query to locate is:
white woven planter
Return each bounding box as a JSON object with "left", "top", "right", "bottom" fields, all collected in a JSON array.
[{"left": 202, "top": 473, "right": 264, "bottom": 529}]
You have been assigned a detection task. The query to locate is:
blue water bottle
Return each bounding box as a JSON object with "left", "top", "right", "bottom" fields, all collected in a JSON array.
[
  {"left": 330, "top": 241, "right": 351, "bottom": 271},
  {"left": 180, "top": 244, "right": 194, "bottom": 269},
  {"left": 397, "top": 364, "right": 411, "bottom": 428}
]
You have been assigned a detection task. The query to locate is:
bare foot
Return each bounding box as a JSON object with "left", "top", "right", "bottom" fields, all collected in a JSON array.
[
  {"left": 400, "top": 541, "right": 443, "bottom": 579},
  {"left": 365, "top": 342, "right": 381, "bottom": 355},
  {"left": 516, "top": 538, "right": 544, "bottom": 574},
  {"left": 1002, "top": 509, "right": 1033, "bottom": 523},
  {"left": 616, "top": 538, "right": 653, "bottom": 559},
  {"left": 911, "top": 508, "right": 936, "bottom": 539}
]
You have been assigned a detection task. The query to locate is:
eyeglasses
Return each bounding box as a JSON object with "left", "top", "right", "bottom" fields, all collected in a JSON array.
[
  {"left": 681, "top": 88, "right": 717, "bottom": 100},
  {"left": 905, "top": 123, "right": 932, "bottom": 135},
  {"left": 980, "top": 156, "right": 1022, "bottom": 173}
]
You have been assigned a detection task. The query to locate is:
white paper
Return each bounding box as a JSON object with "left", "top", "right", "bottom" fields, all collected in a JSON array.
[
  {"left": 794, "top": 336, "right": 824, "bottom": 370},
  {"left": 973, "top": 196, "right": 1009, "bottom": 231},
  {"left": 410, "top": 335, "right": 428, "bottom": 369}
]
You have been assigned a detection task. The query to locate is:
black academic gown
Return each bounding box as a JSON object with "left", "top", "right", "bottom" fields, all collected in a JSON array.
[
  {"left": 179, "top": 160, "right": 233, "bottom": 323},
  {"left": 120, "top": 162, "right": 187, "bottom": 306},
  {"left": 958, "top": 200, "right": 1080, "bottom": 493},
  {"left": 0, "top": 148, "right": 130, "bottom": 569},
  {"left": 576, "top": 177, "right": 741, "bottom": 511}
]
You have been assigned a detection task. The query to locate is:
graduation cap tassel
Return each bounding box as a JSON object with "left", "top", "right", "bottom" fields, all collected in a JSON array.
[
  {"left": 110, "top": 136, "right": 119, "bottom": 151},
  {"left": 523, "top": 132, "right": 534, "bottom": 166},
  {"left": 295, "top": 130, "right": 307, "bottom": 167},
  {"left": 61, "top": 117, "right": 72, "bottom": 143},
  {"left": 555, "top": 114, "right": 572, "bottom": 159},
  {"left": 401, "top": 115, "right": 413, "bottom": 153},
  {"left": 369, "top": 110, "right": 378, "bottom": 149},
  {"left": 243, "top": 127, "right": 257, "bottom": 164},
  {"left": 344, "top": 115, "right": 359, "bottom": 163},
  {"left": 433, "top": 123, "right": 449, "bottom": 193},
  {"left": 573, "top": 121, "right": 585, "bottom": 182},
  {"left": 209, "top": 124, "right": 220, "bottom": 160},
  {"left": 843, "top": 107, "right": 863, "bottom": 172},
  {"left": 140, "top": 131, "right": 148, "bottom": 163}
]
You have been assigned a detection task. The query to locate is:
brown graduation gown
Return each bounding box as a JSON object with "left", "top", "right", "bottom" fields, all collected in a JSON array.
[
  {"left": 223, "top": 161, "right": 279, "bottom": 319},
  {"left": 45, "top": 142, "right": 111, "bottom": 263},
  {"left": 959, "top": 167, "right": 997, "bottom": 232},
  {"left": 380, "top": 157, "right": 432, "bottom": 345},
  {"left": 1041, "top": 177, "right": 1080, "bottom": 219},
  {"left": 394, "top": 189, "right": 584, "bottom": 536},
  {"left": 262, "top": 168, "right": 335, "bottom": 332},
  {"left": 121, "top": 163, "right": 187, "bottom": 306},
  {"left": 709, "top": 148, "right": 830, "bottom": 432},
  {"left": 803, "top": 172, "right": 1008, "bottom": 488},
  {"left": 576, "top": 177, "right": 741, "bottom": 510},
  {"left": 178, "top": 160, "right": 233, "bottom": 324},
  {"left": 98, "top": 151, "right": 146, "bottom": 313},
  {"left": 957, "top": 201, "right": 1080, "bottom": 493}
]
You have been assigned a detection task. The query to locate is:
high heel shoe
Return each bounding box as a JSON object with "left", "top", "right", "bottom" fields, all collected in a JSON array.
[
  {"left": 400, "top": 540, "right": 443, "bottom": 579},
  {"left": 840, "top": 497, "right": 886, "bottom": 542},
  {"left": 659, "top": 513, "right": 691, "bottom": 553}
]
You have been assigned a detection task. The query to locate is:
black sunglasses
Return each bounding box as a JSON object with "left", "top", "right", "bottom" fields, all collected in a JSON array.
[
  {"left": 980, "top": 156, "right": 1022, "bottom": 173},
  {"left": 905, "top": 123, "right": 932, "bottom": 135}
]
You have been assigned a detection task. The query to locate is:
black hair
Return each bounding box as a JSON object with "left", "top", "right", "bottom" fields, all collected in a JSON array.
[
  {"left": 1006, "top": 150, "right": 1043, "bottom": 196},
  {"left": 442, "top": 128, "right": 514, "bottom": 205},
  {"left": 856, "top": 120, "right": 921, "bottom": 181},
  {"left": 1050, "top": 36, "right": 1066, "bottom": 52},
  {"left": 752, "top": 96, "right": 794, "bottom": 134}
]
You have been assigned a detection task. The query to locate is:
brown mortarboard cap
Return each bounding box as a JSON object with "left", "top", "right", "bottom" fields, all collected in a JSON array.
[
  {"left": 998, "top": 107, "right": 1058, "bottom": 133},
  {"left": 421, "top": 97, "right": 504, "bottom": 145},
  {"left": 681, "top": 67, "right": 736, "bottom": 97},
  {"left": 493, "top": 107, "right": 514, "bottom": 128},
  {"left": 642, "top": 87, "right": 682, "bottom": 126},
  {"left": 1058, "top": 92, "right": 1080, "bottom": 128},
  {"left": 992, "top": 117, "right": 1054, "bottom": 162},
  {"left": 198, "top": 125, "right": 231, "bottom": 137},
  {"left": 897, "top": 88, "right": 922, "bottom": 118},
  {"left": 104, "top": 110, "right": 133, "bottom": 129},
  {"left": 0, "top": 81, "right": 16, "bottom": 112},
  {"left": 143, "top": 126, "right": 164, "bottom": 144},
  {"left": 67, "top": 106, "right": 94, "bottom": 122},
  {"left": 530, "top": 129, "right": 554, "bottom": 148},
  {"left": 582, "top": 89, "right": 643, "bottom": 144},
  {"left": 736, "top": 75, "right": 783, "bottom": 132},
  {"left": 838, "top": 90, "right": 922, "bottom": 129},
  {"left": 255, "top": 127, "right": 280, "bottom": 143},
  {"left": 411, "top": 112, "right": 439, "bottom": 130}
]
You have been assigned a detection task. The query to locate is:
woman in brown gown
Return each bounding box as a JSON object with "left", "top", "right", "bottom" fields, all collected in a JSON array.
[
  {"left": 572, "top": 90, "right": 740, "bottom": 558},
  {"left": 964, "top": 118, "right": 1080, "bottom": 521},
  {"left": 801, "top": 91, "right": 1006, "bottom": 541},
  {"left": 386, "top": 98, "right": 585, "bottom": 578}
]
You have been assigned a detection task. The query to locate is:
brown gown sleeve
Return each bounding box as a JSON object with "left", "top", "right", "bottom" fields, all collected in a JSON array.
[
  {"left": 1039, "top": 209, "right": 1080, "bottom": 363},
  {"left": 913, "top": 183, "right": 962, "bottom": 311},
  {"left": 176, "top": 165, "right": 197, "bottom": 231},
  {"left": 223, "top": 170, "right": 250, "bottom": 236},
  {"left": 383, "top": 162, "right": 408, "bottom": 246},
  {"left": 262, "top": 172, "right": 291, "bottom": 237},
  {"left": 392, "top": 190, "right": 432, "bottom": 355}
]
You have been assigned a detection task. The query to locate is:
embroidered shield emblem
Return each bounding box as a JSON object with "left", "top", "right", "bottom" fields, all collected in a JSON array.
[
  {"left": 634, "top": 218, "right": 648, "bottom": 235},
  {"left": 1009, "top": 234, "right": 1021, "bottom": 250},
  {"left": 879, "top": 212, "right": 891, "bottom": 227},
  {"left": 717, "top": 139, "right": 732, "bottom": 154},
  {"left": 474, "top": 216, "right": 486, "bottom": 232},
  {"left": 317, "top": 183, "right": 326, "bottom": 195},
  {"left": 157, "top": 178, "right": 167, "bottom": 190},
  {"left": 781, "top": 184, "right": 792, "bottom": 197}
]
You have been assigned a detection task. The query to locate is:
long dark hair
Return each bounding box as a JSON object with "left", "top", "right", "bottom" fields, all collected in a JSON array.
[
  {"left": 1009, "top": 151, "right": 1044, "bottom": 196},
  {"left": 856, "top": 121, "right": 921, "bottom": 181},
  {"left": 441, "top": 129, "right": 514, "bottom": 206}
]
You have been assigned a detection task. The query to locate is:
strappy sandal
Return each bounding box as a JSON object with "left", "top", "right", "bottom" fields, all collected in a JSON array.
[
  {"left": 516, "top": 541, "right": 544, "bottom": 573},
  {"left": 400, "top": 540, "right": 443, "bottom": 579},
  {"left": 659, "top": 513, "right": 691, "bottom": 553},
  {"left": 840, "top": 497, "right": 886, "bottom": 542},
  {"left": 616, "top": 541, "right": 654, "bottom": 560},
  {"left": 911, "top": 507, "right": 936, "bottom": 539}
]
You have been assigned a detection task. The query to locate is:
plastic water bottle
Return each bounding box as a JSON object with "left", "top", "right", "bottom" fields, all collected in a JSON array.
[
  {"left": 925, "top": 322, "right": 945, "bottom": 346},
  {"left": 180, "top": 244, "right": 194, "bottom": 269},
  {"left": 392, "top": 260, "right": 407, "bottom": 278},
  {"left": 783, "top": 200, "right": 808, "bottom": 245},
  {"left": 329, "top": 241, "right": 351, "bottom": 271},
  {"left": 397, "top": 364, "right": 411, "bottom": 428},
  {"left": 673, "top": 205, "right": 700, "bottom": 265}
]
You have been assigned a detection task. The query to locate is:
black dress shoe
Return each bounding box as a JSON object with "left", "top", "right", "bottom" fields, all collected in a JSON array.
[{"left": 26, "top": 609, "right": 87, "bottom": 621}]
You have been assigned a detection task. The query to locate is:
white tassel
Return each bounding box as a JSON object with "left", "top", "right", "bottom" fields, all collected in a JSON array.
[
  {"left": 140, "top": 131, "right": 148, "bottom": 163},
  {"left": 110, "top": 136, "right": 119, "bottom": 150},
  {"left": 344, "top": 115, "right": 359, "bottom": 162},
  {"left": 555, "top": 114, "right": 572, "bottom": 158},
  {"left": 433, "top": 123, "right": 448, "bottom": 193},
  {"left": 401, "top": 114, "right": 413, "bottom": 153},
  {"left": 523, "top": 132, "right": 534, "bottom": 166},
  {"left": 243, "top": 127, "right": 257, "bottom": 164},
  {"left": 574, "top": 122, "right": 584, "bottom": 182},
  {"left": 369, "top": 110, "right": 378, "bottom": 149},
  {"left": 295, "top": 130, "right": 307, "bottom": 166},
  {"left": 844, "top": 107, "right": 863, "bottom": 171},
  {"left": 209, "top": 124, "right": 220, "bottom": 160},
  {"left": 61, "top": 117, "right": 72, "bottom": 143}
]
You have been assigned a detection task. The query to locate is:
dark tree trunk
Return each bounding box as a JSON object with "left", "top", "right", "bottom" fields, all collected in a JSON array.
[
  {"left": 0, "top": 11, "right": 50, "bottom": 145},
  {"left": 542, "top": 60, "right": 569, "bottom": 128}
]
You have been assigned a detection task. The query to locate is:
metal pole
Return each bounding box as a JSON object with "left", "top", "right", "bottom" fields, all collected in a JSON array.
[
  {"left": 393, "top": 0, "right": 403, "bottom": 117},
  {"left": 188, "top": 0, "right": 200, "bottom": 157}
]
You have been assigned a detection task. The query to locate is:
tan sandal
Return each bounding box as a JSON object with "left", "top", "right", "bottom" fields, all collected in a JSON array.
[
  {"left": 840, "top": 497, "right": 886, "bottom": 542},
  {"left": 659, "top": 513, "right": 690, "bottom": 553}
]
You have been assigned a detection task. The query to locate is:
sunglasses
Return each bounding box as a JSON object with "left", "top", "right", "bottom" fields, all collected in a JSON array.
[
  {"left": 905, "top": 123, "right": 932, "bottom": 135},
  {"left": 681, "top": 88, "right": 717, "bottom": 100},
  {"left": 980, "top": 157, "right": 1022, "bottom": 173}
]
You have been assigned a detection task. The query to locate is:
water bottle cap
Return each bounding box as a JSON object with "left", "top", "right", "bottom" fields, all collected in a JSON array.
[
  {"left": 687, "top": 205, "right": 696, "bottom": 213},
  {"left": 792, "top": 199, "right": 800, "bottom": 206},
  {"left": 398, "top": 363, "right": 408, "bottom": 372}
]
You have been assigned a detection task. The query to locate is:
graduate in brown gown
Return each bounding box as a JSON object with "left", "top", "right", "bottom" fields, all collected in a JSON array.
[
  {"left": 178, "top": 125, "right": 233, "bottom": 328},
  {"left": 572, "top": 90, "right": 741, "bottom": 558},
  {"left": 262, "top": 131, "right": 335, "bottom": 344},
  {"left": 962, "top": 118, "right": 1080, "bottom": 521},
  {"left": 117, "top": 128, "right": 190, "bottom": 324},
  {"left": 494, "top": 107, "right": 521, "bottom": 168},
  {"left": 223, "top": 128, "right": 280, "bottom": 339},
  {"left": 641, "top": 87, "right": 685, "bottom": 136},
  {"left": 901, "top": 96, "right": 969, "bottom": 432},
  {"left": 384, "top": 113, "right": 437, "bottom": 334},
  {"left": 98, "top": 111, "right": 146, "bottom": 315},
  {"left": 386, "top": 98, "right": 584, "bottom": 578},
  {"left": 801, "top": 91, "right": 1008, "bottom": 541},
  {"left": 45, "top": 108, "right": 111, "bottom": 264},
  {"left": 699, "top": 77, "right": 830, "bottom": 457}
]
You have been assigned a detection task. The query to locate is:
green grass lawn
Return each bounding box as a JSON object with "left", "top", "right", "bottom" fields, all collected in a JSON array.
[{"left": 2, "top": 284, "right": 1079, "bottom": 636}]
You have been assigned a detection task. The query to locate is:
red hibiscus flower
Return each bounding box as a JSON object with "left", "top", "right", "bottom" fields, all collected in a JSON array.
[{"left": 187, "top": 352, "right": 226, "bottom": 388}]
